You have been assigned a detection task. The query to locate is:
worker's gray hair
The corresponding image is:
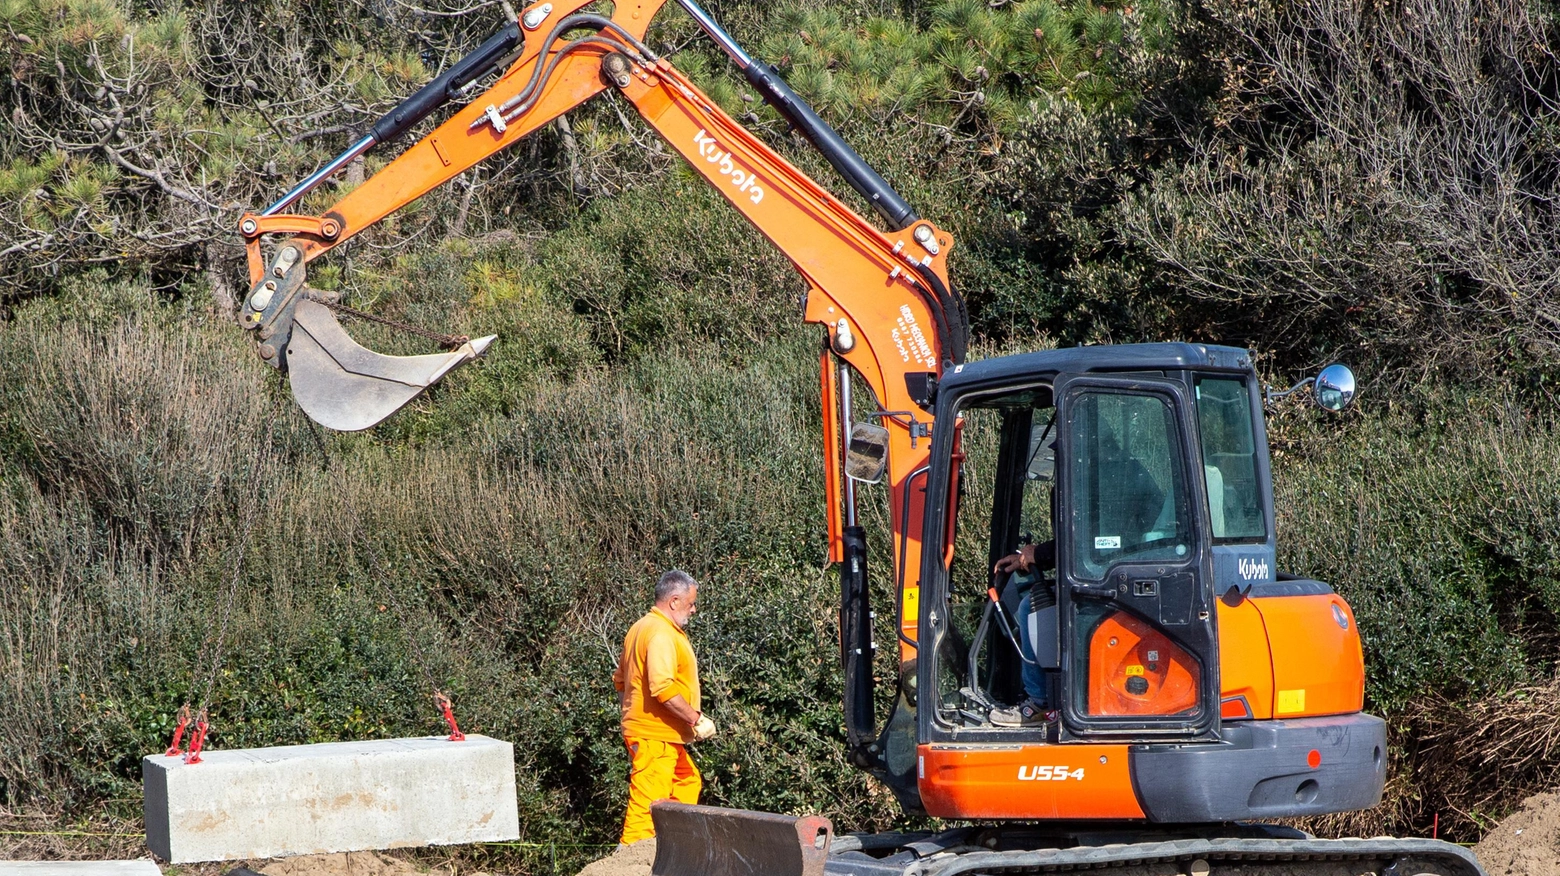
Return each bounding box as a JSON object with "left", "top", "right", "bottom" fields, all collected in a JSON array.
[{"left": 655, "top": 569, "right": 698, "bottom": 602}]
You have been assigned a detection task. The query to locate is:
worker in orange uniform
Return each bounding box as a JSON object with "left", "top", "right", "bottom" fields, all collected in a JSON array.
[{"left": 614, "top": 569, "right": 718, "bottom": 846}]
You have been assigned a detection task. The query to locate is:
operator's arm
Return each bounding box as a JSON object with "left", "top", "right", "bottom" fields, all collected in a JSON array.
[
  {"left": 994, "top": 540, "right": 1057, "bottom": 574},
  {"left": 646, "top": 631, "right": 700, "bottom": 728}
]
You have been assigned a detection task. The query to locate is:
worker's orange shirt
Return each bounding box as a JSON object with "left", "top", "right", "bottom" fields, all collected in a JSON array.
[{"left": 614, "top": 607, "right": 701, "bottom": 744}]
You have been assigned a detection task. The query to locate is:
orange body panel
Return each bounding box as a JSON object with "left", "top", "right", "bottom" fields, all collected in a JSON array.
[
  {"left": 943, "top": 422, "right": 965, "bottom": 569},
  {"left": 1217, "top": 597, "right": 1275, "bottom": 720},
  {"left": 918, "top": 744, "right": 1145, "bottom": 820},
  {"left": 1086, "top": 612, "right": 1199, "bottom": 717},
  {"left": 1251, "top": 594, "right": 1364, "bottom": 718}
]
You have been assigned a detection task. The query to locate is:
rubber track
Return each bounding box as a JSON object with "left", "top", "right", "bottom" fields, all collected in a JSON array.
[{"left": 841, "top": 837, "right": 1484, "bottom": 876}]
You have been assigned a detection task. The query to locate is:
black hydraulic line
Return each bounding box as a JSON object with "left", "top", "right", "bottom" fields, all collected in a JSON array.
[
  {"left": 371, "top": 22, "right": 523, "bottom": 143},
  {"left": 265, "top": 21, "right": 522, "bottom": 215},
  {"left": 482, "top": 14, "right": 659, "bottom": 125},
  {"left": 672, "top": 0, "right": 920, "bottom": 231},
  {"left": 913, "top": 262, "right": 968, "bottom": 366}
]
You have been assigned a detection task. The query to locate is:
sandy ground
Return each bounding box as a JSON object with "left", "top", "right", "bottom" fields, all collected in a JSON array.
[
  {"left": 570, "top": 839, "right": 653, "bottom": 876},
  {"left": 1473, "top": 792, "right": 1560, "bottom": 876},
  {"left": 5, "top": 790, "right": 1559, "bottom": 876},
  {"left": 252, "top": 847, "right": 464, "bottom": 872},
  {"left": 257, "top": 851, "right": 457, "bottom": 876}
]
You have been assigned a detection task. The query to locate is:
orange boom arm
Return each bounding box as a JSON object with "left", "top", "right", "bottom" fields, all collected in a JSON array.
[{"left": 237, "top": 0, "right": 967, "bottom": 745}]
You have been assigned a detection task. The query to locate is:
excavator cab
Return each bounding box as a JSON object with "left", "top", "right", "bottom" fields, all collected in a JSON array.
[
  {"left": 926, "top": 350, "right": 1223, "bottom": 744},
  {"left": 910, "top": 344, "right": 1385, "bottom": 822}
]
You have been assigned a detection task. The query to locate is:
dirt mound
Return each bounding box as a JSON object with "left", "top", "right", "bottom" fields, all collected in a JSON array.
[
  {"left": 258, "top": 851, "right": 443, "bottom": 876},
  {"left": 574, "top": 838, "right": 655, "bottom": 876},
  {"left": 1475, "top": 792, "right": 1560, "bottom": 876}
]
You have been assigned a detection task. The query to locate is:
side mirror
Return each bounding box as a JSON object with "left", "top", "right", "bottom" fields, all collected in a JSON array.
[
  {"left": 1266, "top": 363, "right": 1358, "bottom": 412},
  {"left": 1311, "top": 363, "right": 1356, "bottom": 412},
  {"left": 845, "top": 422, "right": 889, "bottom": 484}
]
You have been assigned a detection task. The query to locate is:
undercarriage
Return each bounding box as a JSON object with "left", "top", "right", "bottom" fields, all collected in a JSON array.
[{"left": 648, "top": 803, "right": 1483, "bottom": 876}]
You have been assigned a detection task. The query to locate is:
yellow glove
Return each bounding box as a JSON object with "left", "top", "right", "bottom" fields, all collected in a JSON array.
[{"left": 692, "top": 713, "right": 717, "bottom": 742}]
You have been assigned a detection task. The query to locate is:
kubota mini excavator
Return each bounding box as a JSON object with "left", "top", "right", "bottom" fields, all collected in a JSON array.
[{"left": 235, "top": 2, "right": 1485, "bottom": 874}]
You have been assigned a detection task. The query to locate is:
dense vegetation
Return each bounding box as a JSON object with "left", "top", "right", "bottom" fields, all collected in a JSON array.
[{"left": 3, "top": 0, "right": 1560, "bottom": 868}]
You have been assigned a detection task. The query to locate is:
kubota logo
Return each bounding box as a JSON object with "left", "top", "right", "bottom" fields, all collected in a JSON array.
[
  {"left": 1238, "top": 557, "right": 1270, "bottom": 581},
  {"left": 693, "top": 129, "right": 764, "bottom": 204}
]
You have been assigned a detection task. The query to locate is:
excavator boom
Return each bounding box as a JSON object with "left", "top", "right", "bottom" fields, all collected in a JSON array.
[{"left": 239, "top": 0, "right": 960, "bottom": 679}]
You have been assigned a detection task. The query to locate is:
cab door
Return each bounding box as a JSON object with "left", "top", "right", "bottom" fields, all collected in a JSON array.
[{"left": 1054, "top": 375, "right": 1218, "bottom": 739}]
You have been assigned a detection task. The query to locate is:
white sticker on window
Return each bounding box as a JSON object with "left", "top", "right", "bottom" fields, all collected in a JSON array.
[{"left": 1095, "top": 536, "right": 1121, "bottom": 549}]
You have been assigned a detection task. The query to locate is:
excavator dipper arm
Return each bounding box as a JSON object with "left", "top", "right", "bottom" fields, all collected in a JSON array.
[{"left": 240, "top": 0, "right": 962, "bottom": 679}]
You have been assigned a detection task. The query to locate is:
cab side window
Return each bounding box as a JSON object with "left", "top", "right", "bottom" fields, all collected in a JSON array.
[{"left": 1194, "top": 378, "right": 1265, "bottom": 541}]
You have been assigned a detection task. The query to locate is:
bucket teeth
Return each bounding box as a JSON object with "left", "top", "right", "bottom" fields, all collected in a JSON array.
[{"left": 286, "top": 299, "right": 495, "bottom": 431}]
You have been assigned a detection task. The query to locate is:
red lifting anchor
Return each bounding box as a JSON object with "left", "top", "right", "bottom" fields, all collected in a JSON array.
[
  {"left": 185, "top": 708, "right": 210, "bottom": 764},
  {"left": 435, "top": 692, "right": 465, "bottom": 742},
  {"left": 164, "top": 705, "right": 192, "bottom": 757}
]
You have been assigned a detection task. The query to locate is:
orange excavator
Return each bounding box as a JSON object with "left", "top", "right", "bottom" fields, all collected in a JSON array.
[{"left": 237, "top": 2, "right": 1484, "bottom": 874}]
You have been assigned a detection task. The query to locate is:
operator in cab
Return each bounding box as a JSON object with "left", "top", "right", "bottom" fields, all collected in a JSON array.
[
  {"left": 990, "top": 541, "right": 1058, "bottom": 727},
  {"left": 613, "top": 570, "right": 718, "bottom": 846}
]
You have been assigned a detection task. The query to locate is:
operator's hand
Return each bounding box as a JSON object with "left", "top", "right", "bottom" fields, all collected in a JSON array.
[
  {"left": 994, "top": 544, "right": 1036, "bottom": 574},
  {"left": 692, "top": 713, "right": 717, "bottom": 742}
]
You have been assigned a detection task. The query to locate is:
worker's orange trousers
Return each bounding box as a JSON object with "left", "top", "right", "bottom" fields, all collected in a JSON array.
[{"left": 620, "top": 737, "right": 701, "bottom": 845}]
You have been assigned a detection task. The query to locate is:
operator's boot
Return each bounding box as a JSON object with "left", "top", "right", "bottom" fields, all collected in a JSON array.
[{"left": 989, "top": 698, "right": 1056, "bottom": 727}]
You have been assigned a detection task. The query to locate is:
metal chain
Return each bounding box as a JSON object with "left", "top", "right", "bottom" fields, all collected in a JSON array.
[
  {"left": 316, "top": 298, "right": 470, "bottom": 349},
  {"left": 308, "top": 416, "right": 453, "bottom": 717},
  {"left": 185, "top": 391, "right": 286, "bottom": 720}
]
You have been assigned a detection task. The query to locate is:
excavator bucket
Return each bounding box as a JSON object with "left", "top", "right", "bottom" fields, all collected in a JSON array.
[
  {"left": 286, "top": 299, "right": 495, "bottom": 432},
  {"left": 650, "top": 802, "right": 832, "bottom": 876}
]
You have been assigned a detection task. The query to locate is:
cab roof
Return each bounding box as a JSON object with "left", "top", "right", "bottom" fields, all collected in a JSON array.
[{"left": 938, "top": 342, "right": 1253, "bottom": 397}]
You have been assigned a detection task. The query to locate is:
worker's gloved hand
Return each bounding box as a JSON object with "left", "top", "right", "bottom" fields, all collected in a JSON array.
[{"left": 692, "top": 714, "right": 717, "bottom": 742}]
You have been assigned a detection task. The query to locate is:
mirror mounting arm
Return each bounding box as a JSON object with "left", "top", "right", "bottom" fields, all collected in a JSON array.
[
  {"left": 1264, "top": 378, "right": 1314, "bottom": 406},
  {"left": 867, "top": 410, "right": 932, "bottom": 448}
]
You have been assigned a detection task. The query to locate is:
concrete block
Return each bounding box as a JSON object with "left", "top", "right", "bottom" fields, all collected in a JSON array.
[
  {"left": 0, "top": 864, "right": 160, "bottom": 876},
  {"left": 142, "top": 734, "right": 519, "bottom": 863}
]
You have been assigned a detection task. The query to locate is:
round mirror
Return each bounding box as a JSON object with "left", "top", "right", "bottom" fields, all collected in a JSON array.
[{"left": 1312, "top": 363, "right": 1356, "bottom": 412}]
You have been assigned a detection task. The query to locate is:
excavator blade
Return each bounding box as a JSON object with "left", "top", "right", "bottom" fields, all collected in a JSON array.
[
  {"left": 286, "top": 299, "right": 495, "bottom": 432},
  {"left": 650, "top": 802, "right": 832, "bottom": 876}
]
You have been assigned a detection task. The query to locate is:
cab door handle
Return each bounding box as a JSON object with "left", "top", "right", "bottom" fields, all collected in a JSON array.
[{"left": 1070, "top": 584, "right": 1118, "bottom": 602}]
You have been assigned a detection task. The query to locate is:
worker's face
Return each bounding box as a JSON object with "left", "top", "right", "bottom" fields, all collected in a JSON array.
[{"left": 666, "top": 586, "right": 698, "bottom": 629}]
